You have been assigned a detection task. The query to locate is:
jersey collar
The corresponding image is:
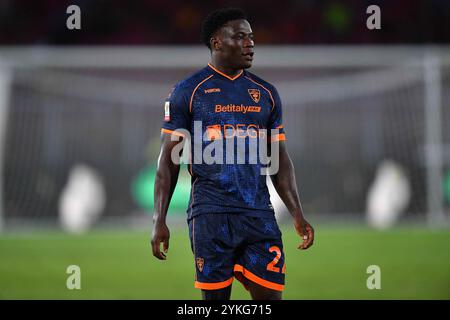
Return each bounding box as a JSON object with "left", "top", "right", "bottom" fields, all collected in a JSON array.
[{"left": 207, "top": 63, "right": 243, "bottom": 81}]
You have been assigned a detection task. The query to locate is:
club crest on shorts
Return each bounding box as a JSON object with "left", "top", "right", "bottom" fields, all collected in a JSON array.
[
  {"left": 196, "top": 257, "right": 204, "bottom": 272},
  {"left": 248, "top": 89, "right": 260, "bottom": 103}
]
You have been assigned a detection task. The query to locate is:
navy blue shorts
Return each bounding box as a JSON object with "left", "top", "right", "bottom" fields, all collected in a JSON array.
[{"left": 188, "top": 213, "right": 285, "bottom": 291}]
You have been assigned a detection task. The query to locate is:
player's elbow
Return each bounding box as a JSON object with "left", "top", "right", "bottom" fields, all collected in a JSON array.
[{"left": 156, "top": 159, "right": 178, "bottom": 180}]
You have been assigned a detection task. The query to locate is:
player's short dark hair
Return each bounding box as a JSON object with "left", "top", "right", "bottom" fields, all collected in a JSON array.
[{"left": 201, "top": 8, "right": 247, "bottom": 49}]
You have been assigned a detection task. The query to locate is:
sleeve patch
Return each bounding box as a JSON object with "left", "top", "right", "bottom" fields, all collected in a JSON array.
[{"left": 164, "top": 101, "right": 170, "bottom": 122}]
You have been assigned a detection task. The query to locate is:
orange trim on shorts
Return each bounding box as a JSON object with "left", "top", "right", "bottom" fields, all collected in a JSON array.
[
  {"left": 244, "top": 76, "right": 275, "bottom": 112},
  {"left": 192, "top": 217, "right": 196, "bottom": 282},
  {"left": 270, "top": 133, "right": 286, "bottom": 142},
  {"left": 234, "top": 264, "right": 284, "bottom": 292},
  {"left": 189, "top": 177, "right": 198, "bottom": 218},
  {"left": 161, "top": 128, "right": 185, "bottom": 137},
  {"left": 190, "top": 74, "right": 214, "bottom": 113},
  {"left": 208, "top": 63, "right": 243, "bottom": 81},
  {"left": 195, "top": 277, "right": 234, "bottom": 290}
]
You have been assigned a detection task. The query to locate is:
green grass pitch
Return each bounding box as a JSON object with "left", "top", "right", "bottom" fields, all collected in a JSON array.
[{"left": 0, "top": 225, "right": 449, "bottom": 299}]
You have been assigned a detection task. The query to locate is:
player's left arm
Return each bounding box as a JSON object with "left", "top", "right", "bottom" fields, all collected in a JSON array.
[
  {"left": 266, "top": 83, "right": 314, "bottom": 249},
  {"left": 270, "top": 141, "right": 314, "bottom": 250}
]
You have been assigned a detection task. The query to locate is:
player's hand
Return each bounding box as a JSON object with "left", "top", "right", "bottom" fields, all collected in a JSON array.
[
  {"left": 151, "top": 220, "right": 170, "bottom": 260},
  {"left": 294, "top": 217, "right": 314, "bottom": 250}
]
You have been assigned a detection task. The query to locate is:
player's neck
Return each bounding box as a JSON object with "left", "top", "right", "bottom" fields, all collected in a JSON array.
[{"left": 209, "top": 60, "right": 242, "bottom": 78}]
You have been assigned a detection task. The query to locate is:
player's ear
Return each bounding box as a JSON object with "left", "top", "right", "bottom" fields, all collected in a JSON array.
[{"left": 210, "top": 36, "right": 221, "bottom": 51}]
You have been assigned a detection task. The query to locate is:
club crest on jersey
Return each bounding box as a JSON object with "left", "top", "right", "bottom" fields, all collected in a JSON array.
[
  {"left": 196, "top": 258, "right": 204, "bottom": 272},
  {"left": 248, "top": 89, "right": 261, "bottom": 103},
  {"left": 164, "top": 101, "right": 170, "bottom": 122}
]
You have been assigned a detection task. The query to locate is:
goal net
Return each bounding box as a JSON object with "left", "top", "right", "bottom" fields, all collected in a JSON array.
[{"left": 0, "top": 46, "right": 448, "bottom": 231}]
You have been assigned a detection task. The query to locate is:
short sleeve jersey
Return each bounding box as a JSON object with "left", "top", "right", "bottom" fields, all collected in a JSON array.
[{"left": 161, "top": 64, "right": 286, "bottom": 219}]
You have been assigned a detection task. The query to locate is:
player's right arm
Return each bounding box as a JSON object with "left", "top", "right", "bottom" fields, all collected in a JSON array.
[
  {"left": 151, "top": 83, "right": 191, "bottom": 260},
  {"left": 151, "top": 133, "right": 182, "bottom": 260}
]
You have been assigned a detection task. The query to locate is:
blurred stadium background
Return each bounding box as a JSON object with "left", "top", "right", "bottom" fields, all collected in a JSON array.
[{"left": 0, "top": 0, "right": 449, "bottom": 299}]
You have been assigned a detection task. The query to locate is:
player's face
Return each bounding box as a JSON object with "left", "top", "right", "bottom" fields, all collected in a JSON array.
[{"left": 218, "top": 19, "right": 254, "bottom": 69}]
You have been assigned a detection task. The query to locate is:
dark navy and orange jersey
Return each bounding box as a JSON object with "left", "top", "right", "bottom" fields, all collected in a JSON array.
[{"left": 161, "top": 63, "right": 286, "bottom": 220}]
